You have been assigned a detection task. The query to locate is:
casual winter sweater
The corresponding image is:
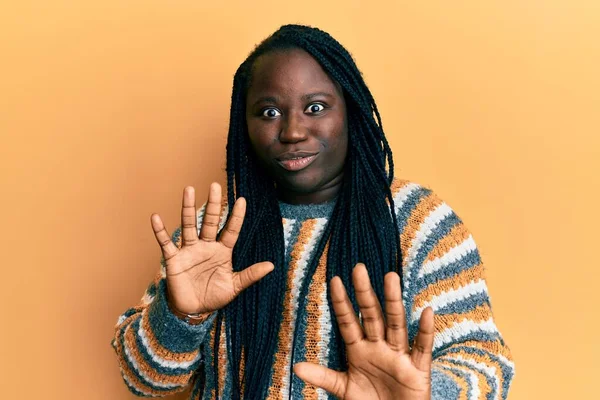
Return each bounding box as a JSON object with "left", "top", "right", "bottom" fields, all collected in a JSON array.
[{"left": 112, "top": 179, "right": 515, "bottom": 399}]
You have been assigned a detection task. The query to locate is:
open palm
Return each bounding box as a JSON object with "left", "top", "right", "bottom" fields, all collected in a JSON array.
[
  {"left": 294, "top": 264, "right": 435, "bottom": 399},
  {"left": 150, "top": 183, "right": 274, "bottom": 316}
]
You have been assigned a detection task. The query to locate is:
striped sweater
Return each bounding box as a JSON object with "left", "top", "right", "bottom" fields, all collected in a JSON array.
[{"left": 112, "top": 179, "right": 515, "bottom": 399}]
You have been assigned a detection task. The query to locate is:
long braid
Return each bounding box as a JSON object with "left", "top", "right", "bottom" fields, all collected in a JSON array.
[{"left": 218, "top": 24, "right": 402, "bottom": 398}]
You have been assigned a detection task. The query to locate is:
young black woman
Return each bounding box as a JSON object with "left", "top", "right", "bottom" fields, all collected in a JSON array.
[{"left": 112, "top": 24, "right": 515, "bottom": 400}]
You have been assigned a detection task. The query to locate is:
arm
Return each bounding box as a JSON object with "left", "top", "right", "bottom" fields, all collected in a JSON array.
[
  {"left": 111, "top": 217, "right": 217, "bottom": 397},
  {"left": 398, "top": 184, "right": 515, "bottom": 399}
]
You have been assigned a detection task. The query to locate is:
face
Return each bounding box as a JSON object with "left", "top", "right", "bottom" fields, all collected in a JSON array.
[{"left": 245, "top": 48, "right": 348, "bottom": 204}]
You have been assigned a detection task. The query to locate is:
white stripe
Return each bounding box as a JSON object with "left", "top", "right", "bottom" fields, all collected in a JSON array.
[
  {"left": 433, "top": 318, "right": 499, "bottom": 351},
  {"left": 445, "top": 355, "right": 501, "bottom": 400},
  {"left": 392, "top": 182, "right": 421, "bottom": 214},
  {"left": 142, "top": 293, "right": 155, "bottom": 306},
  {"left": 317, "top": 281, "right": 333, "bottom": 400},
  {"left": 117, "top": 314, "right": 127, "bottom": 325},
  {"left": 411, "top": 279, "right": 488, "bottom": 323},
  {"left": 195, "top": 204, "right": 207, "bottom": 236},
  {"left": 120, "top": 367, "right": 161, "bottom": 397},
  {"left": 418, "top": 235, "right": 477, "bottom": 278},
  {"left": 137, "top": 310, "right": 201, "bottom": 369},
  {"left": 403, "top": 203, "right": 453, "bottom": 286},
  {"left": 122, "top": 324, "right": 185, "bottom": 389},
  {"left": 282, "top": 218, "right": 328, "bottom": 398},
  {"left": 282, "top": 218, "right": 296, "bottom": 257},
  {"left": 497, "top": 353, "right": 516, "bottom": 372},
  {"left": 194, "top": 202, "right": 230, "bottom": 233}
]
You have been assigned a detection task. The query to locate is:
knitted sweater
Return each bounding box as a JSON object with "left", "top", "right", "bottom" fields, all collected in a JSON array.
[{"left": 112, "top": 179, "right": 515, "bottom": 399}]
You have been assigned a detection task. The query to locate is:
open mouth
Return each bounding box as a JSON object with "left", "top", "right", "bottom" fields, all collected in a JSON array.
[{"left": 276, "top": 154, "right": 318, "bottom": 172}]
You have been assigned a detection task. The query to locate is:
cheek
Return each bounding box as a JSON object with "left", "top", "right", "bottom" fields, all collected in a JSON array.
[
  {"left": 247, "top": 122, "right": 279, "bottom": 156},
  {"left": 322, "top": 119, "right": 348, "bottom": 156}
]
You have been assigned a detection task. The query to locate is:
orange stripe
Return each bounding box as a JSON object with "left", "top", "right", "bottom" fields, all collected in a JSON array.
[
  {"left": 267, "top": 219, "right": 318, "bottom": 400},
  {"left": 437, "top": 359, "right": 492, "bottom": 398},
  {"left": 401, "top": 193, "right": 444, "bottom": 267},
  {"left": 114, "top": 306, "right": 144, "bottom": 331},
  {"left": 437, "top": 342, "right": 511, "bottom": 399},
  {"left": 386, "top": 178, "right": 412, "bottom": 207},
  {"left": 435, "top": 366, "right": 469, "bottom": 400},
  {"left": 114, "top": 326, "right": 186, "bottom": 396},
  {"left": 302, "top": 243, "right": 329, "bottom": 399},
  {"left": 140, "top": 309, "right": 200, "bottom": 362},
  {"left": 218, "top": 319, "right": 227, "bottom": 399},
  {"left": 424, "top": 222, "right": 471, "bottom": 263},
  {"left": 239, "top": 347, "right": 246, "bottom": 398},
  {"left": 123, "top": 322, "right": 193, "bottom": 385},
  {"left": 464, "top": 339, "right": 514, "bottom": 361},
  {"left": 413, "top": 263, "right": 486, "bottom": 309},
  {"left": 434, "top": 304, "right": 493, "bottom": 332}
]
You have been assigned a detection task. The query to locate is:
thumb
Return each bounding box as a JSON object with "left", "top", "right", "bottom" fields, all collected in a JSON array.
[
  {"left": 232, "top": 261, "right": 274, "bottom": 295},
  {"left": 294, "top": 362, "right": 347, "bottom": 398}
]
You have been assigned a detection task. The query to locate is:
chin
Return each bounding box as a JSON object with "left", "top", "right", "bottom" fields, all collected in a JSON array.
[{"left": 278, "top": 174, "right": 323, "bottom": 194}]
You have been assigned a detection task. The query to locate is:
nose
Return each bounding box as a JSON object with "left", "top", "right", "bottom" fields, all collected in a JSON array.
[{"left": 279, "top": 112, "right": 307, "bottom": 143}]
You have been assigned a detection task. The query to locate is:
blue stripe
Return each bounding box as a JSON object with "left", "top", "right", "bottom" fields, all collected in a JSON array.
[
  {"left": 443, "top": 345, "right": 515, "bottom": 398},
  {"left": 123, "top": 378, "right": 153, "bottom": 397},
  {"left": 431, "top": 367, "right": 461, "bottom": 400},
  {"left": 437, "top": 364, "right": 473, "bottom": 400},
  {"left": 434, "top": 291, "right": 491, "bottom": 316},
  {"left": 411, "top": 250, "right": 482, "bottom": 304},
  {"left": 202, "top": 320, "right": 216, "bottom": 398},
  {"left": 147, "top": 280, "right": 214, "bottom": 353},
  {"left": 118, "top": 308, "right": 141, "bottom": 324},
  {"left": 395, "top": 186, "right": 432, "bottom": 236},
  {"left": 442, "top": 357, "right": 498, "bottom": 400},
  {"left": 434, "top": 330, "right": 502, "bottom": 356},
  {"left": 131, "top": 317, "right": 201, "bottom": 377},
  {"left": 404, "top": 213, "right": 461, "bottom": 340},
  {"left": 118, "top": 322, "right": 183, "bottom": 393}
]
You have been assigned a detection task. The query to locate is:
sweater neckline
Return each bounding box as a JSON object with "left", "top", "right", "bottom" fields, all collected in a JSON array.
[{"left": 278, "top": 198, "right": 337, "bottom": 220}]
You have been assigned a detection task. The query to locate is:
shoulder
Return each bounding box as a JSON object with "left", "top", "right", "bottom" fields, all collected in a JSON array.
[{"left": 389, "top": 177, "right": 466, "bottom": 239}]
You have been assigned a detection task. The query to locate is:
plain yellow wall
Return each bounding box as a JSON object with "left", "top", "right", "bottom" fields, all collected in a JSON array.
[{"left": 1, "top": 1, "right": 598, "bottom": 399}]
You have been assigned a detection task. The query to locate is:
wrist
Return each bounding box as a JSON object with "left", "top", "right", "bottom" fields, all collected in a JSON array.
[
  {"left": 167, "top": 302, "right": 213, "bottom": 325},
  {"left": 165, "top": 286, "right": 212, "bottom": 325}
]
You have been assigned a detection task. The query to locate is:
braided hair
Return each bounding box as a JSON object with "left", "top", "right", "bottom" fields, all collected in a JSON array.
[{"left": 216, "top": 24, "right": 402, "bottom": 398}]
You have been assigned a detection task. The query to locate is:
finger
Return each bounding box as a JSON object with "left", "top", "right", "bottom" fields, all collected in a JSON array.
[
  {"left": 181, "top": 186, "right": 199, "bottom": 246},
  {"left": 199, "top": 182, "right": 222, "bottom": 242},
  {"left": 353, "top": 263, "right": 385, "bottom": 342},
  {"left": 411, "top": 307, "right": 435, "bottom": 372},
  {"left": 384, "top": 271, "right": 409, "bottom": 352},
  {"left": 150, "top": 213, "right": 178, "bottom": 260},
  {"left": 330, "top": 276, "right": 364, "bottom": 346},
  {"left": 218, "top": 197, "right": 246, "bottom": 249},
  {"left": 232, "top": 261, "right": 274, "bottom": 295},
  {"left": 293, "top": 362, "right": 347, "bottom": 399}
]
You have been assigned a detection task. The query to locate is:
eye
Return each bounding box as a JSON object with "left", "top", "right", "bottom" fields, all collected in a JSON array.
[
  {"left": 305, "top": 103, "right": 325, "bottom": 114},
  {"left": 262, "top": 108, "right": 281, "bottom": 118}
]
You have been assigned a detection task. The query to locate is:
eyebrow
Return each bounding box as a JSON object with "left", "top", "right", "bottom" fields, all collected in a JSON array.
[
  {"left": 251, "top": 92, "right": 335, "bottom": 108},
  {"left": 301, "top": 92, "right": 335, "bottom": 101}
]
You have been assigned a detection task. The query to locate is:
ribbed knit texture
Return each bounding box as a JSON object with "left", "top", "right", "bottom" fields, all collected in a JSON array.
[{"left": 112, "top": 179, "right": 515, "bottom": 399}]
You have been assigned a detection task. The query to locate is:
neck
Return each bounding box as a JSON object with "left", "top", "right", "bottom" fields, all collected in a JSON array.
[{"left": 277, "top": 174, "right": 344, "bottom": 205}]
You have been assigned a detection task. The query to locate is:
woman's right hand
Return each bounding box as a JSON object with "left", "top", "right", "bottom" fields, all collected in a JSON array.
[{"left": 150, "top": 182, "right": 274, "bottom": 317}]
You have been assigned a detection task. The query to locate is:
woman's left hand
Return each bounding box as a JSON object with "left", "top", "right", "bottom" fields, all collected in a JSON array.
[{"left": 294, "top": 264, "right": 435, "bottom": 400}]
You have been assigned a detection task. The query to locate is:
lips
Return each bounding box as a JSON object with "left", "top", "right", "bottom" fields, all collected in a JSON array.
[{"left": 275, "top": 151, "right": 318, "bottom": 172}]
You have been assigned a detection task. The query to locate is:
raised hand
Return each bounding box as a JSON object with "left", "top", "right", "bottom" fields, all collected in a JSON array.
[
  {"left": 150, "top": 183, "right": 274, "bottom": 317},
  {"left": 294, "top": 264, "right": 435, "bottom": 399}
]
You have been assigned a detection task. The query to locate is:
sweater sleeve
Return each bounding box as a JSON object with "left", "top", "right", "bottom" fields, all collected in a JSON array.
[
  {"left": 392, "top": 180, "right": 515, "bottom": 400},
  {"left": 111, "top": 203, "right": 225, "bottom": 397}
]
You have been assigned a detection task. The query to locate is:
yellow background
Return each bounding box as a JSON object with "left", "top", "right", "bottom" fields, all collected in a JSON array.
[{"left": 1, "top": 1, "right": 598, "bottom": 399}]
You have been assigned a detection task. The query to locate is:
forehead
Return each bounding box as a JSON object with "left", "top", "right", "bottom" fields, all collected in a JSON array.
[{"left": 248, "top": 49, "right": 339, "bottom": 96}]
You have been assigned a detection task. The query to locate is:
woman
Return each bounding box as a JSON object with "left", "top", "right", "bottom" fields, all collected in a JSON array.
[{"left": 112, "top": 24, "right": 515, "bottom": 399}]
